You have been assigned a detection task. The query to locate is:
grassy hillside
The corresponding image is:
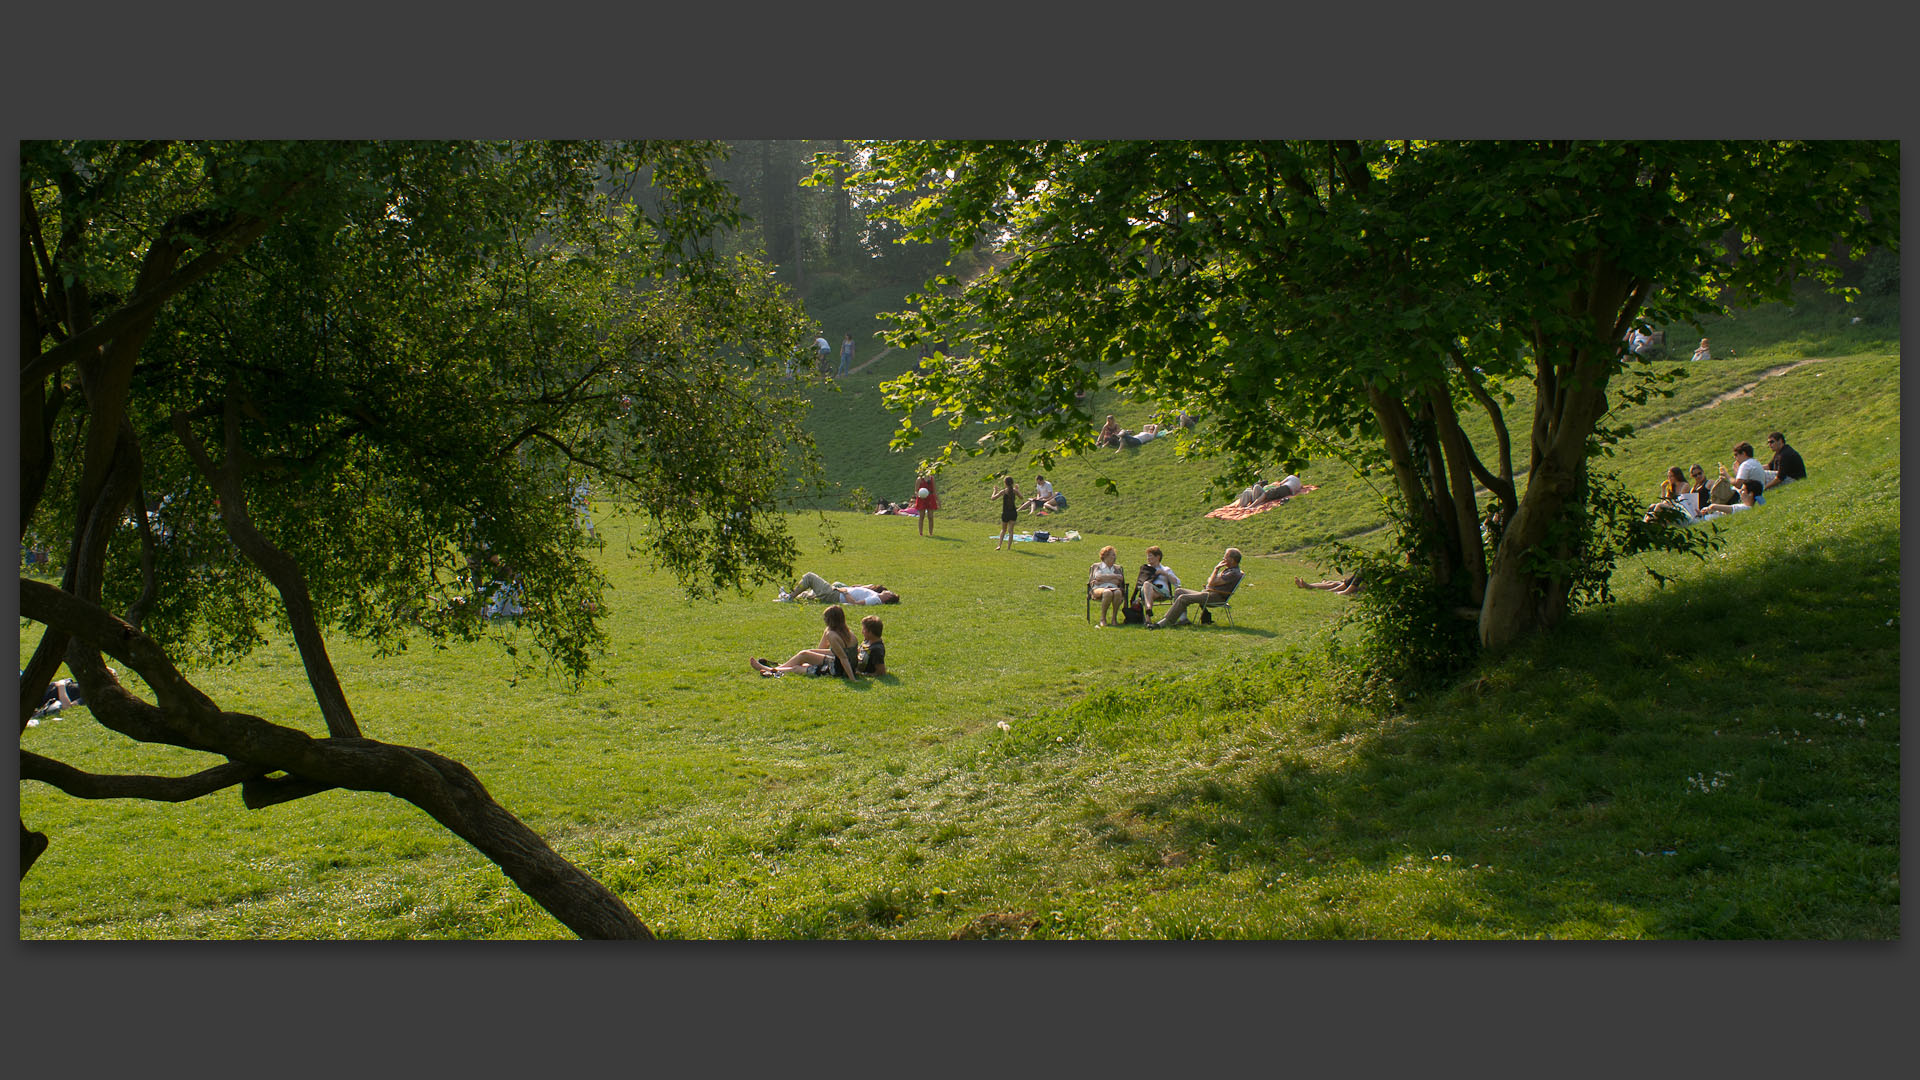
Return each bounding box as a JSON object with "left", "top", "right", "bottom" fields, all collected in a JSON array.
[
  {"left": 17, "top": 293, "right": 1899, "bottom": 939},
  {"left": 799, "top": 286, "right": 1900, "bottom": 558}
]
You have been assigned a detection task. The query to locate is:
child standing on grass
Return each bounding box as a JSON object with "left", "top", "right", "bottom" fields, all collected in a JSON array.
[{"left": 994, "top": 475, "right": 1021, "bottom": 550}]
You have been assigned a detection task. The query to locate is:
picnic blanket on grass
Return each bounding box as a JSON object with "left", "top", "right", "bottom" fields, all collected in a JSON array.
[{"left": 1205, "top": 484, "right": 1319, "bottom": 521}]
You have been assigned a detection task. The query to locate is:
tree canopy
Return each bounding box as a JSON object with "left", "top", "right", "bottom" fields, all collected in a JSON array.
[
  {"left": 20, "top": 140, "right": 822, "bottom": 937},
  {"left": 860, "top": 139, "right": 1898, "bottom": 653}
]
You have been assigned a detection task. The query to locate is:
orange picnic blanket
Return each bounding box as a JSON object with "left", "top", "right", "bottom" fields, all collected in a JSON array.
[{"left": 1206, "top": 484, "right": 1319, "bottom": 521}]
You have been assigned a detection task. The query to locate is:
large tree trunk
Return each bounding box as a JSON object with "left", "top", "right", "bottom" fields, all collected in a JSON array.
[
  {"left": 831, "top": 139, "right": 853, "bottom": 270},
  {"left": 1479, "top": 258, "right": 1637, "bottom": 650}
]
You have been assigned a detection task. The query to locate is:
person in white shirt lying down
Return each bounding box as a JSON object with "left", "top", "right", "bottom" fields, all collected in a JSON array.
[{"left": 783, "top": 572, "right": 901, "bottom": 605}]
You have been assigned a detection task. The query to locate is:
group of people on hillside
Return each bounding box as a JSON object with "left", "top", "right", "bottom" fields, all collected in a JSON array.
[
  {"left": 800, "top": 333, "right": 859, "bottom": 379},
  {"left": 1626, "top": 327, "right": 1714, "bottom": 364},
  {"left": 988, "top": 474, "right": 1072, "bottom": 548},
  {"left": 1088, "top": 544, "right": 1244, "bottom": 629},
  {"left": 1645, "top": 431, "right": 1807, "bottom": 524},
  {"left": 1096, "top": 412, "right": 1193, "bottom": 451}
]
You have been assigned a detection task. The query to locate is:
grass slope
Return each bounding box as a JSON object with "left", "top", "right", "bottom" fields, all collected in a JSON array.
[{"left": 17, "top": 297, "right": 1899, "bottom": 939}]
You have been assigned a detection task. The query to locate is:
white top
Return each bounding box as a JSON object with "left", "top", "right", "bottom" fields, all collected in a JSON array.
[
  {"left": 1735, "top": 458, "right": 1768, "bottom": 486},
  {"left": 1034, "top": 479, "right": 1055, "bottom": 500},
  {"left": 841, "top": 586, "right": 885, "bottom": 605},
  {"left": 1278, "top": 474, "right": 1303, "bottom": 495},
  {"left": 815, "top": 337, "right": 830, "bottom": 351},
  {"left": 1692, "top": 345, "right": 1711, "bottom": 362}
]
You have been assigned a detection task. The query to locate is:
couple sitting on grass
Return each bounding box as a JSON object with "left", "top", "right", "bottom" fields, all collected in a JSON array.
[{"left": 752, "top": 604, "right": 887, "bottom": 679}]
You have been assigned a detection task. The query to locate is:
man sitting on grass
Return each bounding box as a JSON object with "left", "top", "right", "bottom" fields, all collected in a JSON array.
[
  {"left": 1148, "top": 548, "right": 1243, "bottom": 629},
  {"left": 1020, "top": 475, "right": 1057, "bottom": 514},
  {"left": 1764, "top": 431, "right": 1806, "bottom": 488}
]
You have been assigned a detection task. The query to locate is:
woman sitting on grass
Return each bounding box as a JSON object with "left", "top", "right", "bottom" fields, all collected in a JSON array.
[
  {"left": 751, "top": 604, "right": 859, "bottom": 679},
  {"left": 1089, "top": 545, "right": 1127, "bottom": 627},
  {"left": 1643, "top": 466, "right": 1701, "bottom": 523}
]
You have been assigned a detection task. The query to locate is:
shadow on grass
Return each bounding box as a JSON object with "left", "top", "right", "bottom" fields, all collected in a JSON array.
[{"left": 1107, "top": 517, "right": 1899, "bottom": 938}]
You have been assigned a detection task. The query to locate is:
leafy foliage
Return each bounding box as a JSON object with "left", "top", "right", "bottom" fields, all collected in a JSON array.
[
  {"left": 854, "top": 140, "right": 1898, "bottom": 651},
  {"left": 19, "top": 140, "right": 822, "bottom": 937}
]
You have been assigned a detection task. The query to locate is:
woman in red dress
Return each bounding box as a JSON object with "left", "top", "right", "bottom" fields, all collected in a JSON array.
[{"left": 912, "top": 474, "right": 940, "bottom": 536}]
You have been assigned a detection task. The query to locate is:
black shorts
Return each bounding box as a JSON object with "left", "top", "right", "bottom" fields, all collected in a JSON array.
[{"left": 1002, "top": 514, "right": 1018, "bottom": 525}]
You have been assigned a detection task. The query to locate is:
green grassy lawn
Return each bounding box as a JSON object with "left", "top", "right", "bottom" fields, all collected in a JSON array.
[{"left": 17, "top": 297, "right": 1899, "bottom": 939}]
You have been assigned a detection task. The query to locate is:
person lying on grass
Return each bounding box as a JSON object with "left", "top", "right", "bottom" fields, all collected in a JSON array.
[
  {"left": 1257, "top": 474, "right": 1304, "bottom": 503},
  {"left": 782, "top": 572, "right": 900, "bottom": 605},
  {"left": 1696, "top": 477, "right": 1764, "bottom": 517},
  {"left": 1147, "top": 547, "right": 1243, "bottom": 629},
  {"left": 1296, "top": 571, "right": 1363, "bottom": 596},
  {"left": 752, "top": 604, "right": 860, "bottom": 679}
]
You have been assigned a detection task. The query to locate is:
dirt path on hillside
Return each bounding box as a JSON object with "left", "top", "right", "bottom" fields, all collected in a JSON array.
[
  {"left": 844, "top": 346, "right": 894, "bottom": 377},
  {"left": 1634, "top": 356, "right": 1834, "bottom": 433},
  {"left": 1262, "top": 357, "right": 1839, "bottom": 558}
]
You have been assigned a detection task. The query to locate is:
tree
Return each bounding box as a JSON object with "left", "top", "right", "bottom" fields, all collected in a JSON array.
[
  {"left": 19, "top": 140, "right": 821, "bottom": 938},
  {"left": 861, "top": 140, "right": 1897, "bottom": 652}
]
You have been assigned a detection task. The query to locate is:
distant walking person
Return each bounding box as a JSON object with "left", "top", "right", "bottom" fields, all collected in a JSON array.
[
  {"left": 913, "top": 473, "right": 940, "bottom": 536},
  {"left": 838, "top": 334, "right": 855, "bottom": 377},
  {"left": 814, "top": 335, "right": 832, "bottom": 375},
  {"left": 993, "top": 475, "right": 1021, "bottom": 550}
]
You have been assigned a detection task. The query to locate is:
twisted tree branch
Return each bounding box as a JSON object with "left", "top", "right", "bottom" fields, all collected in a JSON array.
[{"left": 22, "top": 752, "right": 264, "bottom": 802}]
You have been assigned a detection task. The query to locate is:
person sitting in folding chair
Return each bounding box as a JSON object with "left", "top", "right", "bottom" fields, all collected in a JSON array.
[
  {"left": 1147, "top": 548, "right": 1243, "bottom": 629},
  {"left": 1088, "top": 545, "right": 1127, "bottom": 627},
  {"left": 1136, "top": 546, "right": 1179, "bottom": 622}
]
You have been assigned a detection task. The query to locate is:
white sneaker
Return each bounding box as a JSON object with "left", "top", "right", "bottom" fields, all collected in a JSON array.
[{"left": 775, "top": 591, "right": 791, "bottom": 602}]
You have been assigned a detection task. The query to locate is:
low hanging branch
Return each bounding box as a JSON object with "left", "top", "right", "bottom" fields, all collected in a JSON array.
[
  {"left": 19, "top": 578, "right": 651, "bottom": 940},
  {"left": 21, "top": 752, "right": 264, "bottom": 803}
]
